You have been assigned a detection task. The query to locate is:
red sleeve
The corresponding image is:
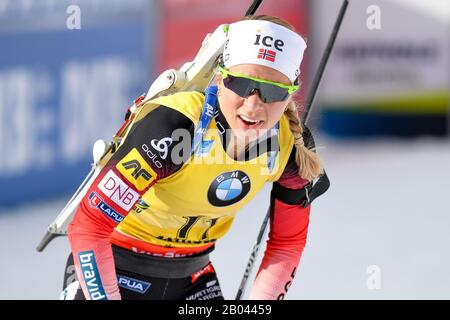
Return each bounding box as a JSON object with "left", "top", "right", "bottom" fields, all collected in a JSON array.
[
  {"left": 68, "top": 163, "right": 142, "bottom": 300},
  {"left": 249, "top": 134, "right": 312, "bottom": 300},
  {"left": 68, "top": 106, "right": 195, "bottom": 300},
  {"left": 249, "top": 196, "right": 310, "bottom": 300}
]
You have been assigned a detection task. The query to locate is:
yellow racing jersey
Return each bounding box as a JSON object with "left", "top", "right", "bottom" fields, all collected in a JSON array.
[{"left": 111, "top": 90, "right": 295, "bottom": 248}]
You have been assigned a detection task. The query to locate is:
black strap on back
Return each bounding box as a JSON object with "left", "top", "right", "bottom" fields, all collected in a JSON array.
[
  {"left": 271, "top": 169, "right": 330, "bottom": 208},
  {"left": 303, "top": 170, "right": 330, "bottom": 207}
]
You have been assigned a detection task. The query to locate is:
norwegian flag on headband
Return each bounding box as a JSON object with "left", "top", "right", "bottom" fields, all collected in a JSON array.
[{"left": 257, "top": 48, "right": 276, "bottom": 62}]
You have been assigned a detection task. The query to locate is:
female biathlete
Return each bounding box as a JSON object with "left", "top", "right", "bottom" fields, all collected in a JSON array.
[{"left": 61, "top": 15, "right": 325, "bottom": 300}]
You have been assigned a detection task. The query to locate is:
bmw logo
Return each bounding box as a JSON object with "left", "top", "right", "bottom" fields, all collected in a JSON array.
[{"left": 208, "top": 171, "right": 251, "bottom": 207}]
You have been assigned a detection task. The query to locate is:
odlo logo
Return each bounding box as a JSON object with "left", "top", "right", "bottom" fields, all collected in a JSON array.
[{"left": 150, "top": 137, "right": 173, "bottom": 160}]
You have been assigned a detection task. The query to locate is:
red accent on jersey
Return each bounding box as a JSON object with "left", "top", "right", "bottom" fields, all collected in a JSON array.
[
  {"left": 191, "top": 262, "right": 215, "bottom": 284},
  {"left": 68, "top": 163, "right": 141, "bottom": 300},
  {"left": 110, "top": 229, "right": 214, "bottom": 258}
]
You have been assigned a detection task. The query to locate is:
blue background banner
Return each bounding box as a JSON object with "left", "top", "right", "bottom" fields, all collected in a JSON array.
[{"left": 0, "top": 0, "right": 155, "bottom": 206}]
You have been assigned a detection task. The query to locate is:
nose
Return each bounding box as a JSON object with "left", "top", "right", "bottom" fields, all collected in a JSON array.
[{"left": 244, "top": 89, "right": 264, "bottom": 106}]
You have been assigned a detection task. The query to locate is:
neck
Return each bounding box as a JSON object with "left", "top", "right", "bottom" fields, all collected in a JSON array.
[{"left": 226, "top": 135, "right": 249, "bottom": 160}]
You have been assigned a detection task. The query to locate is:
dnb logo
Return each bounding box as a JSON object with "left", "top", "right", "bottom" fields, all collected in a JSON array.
[{"left": 208, "top": 171, "right": 251, "bottom": 207}]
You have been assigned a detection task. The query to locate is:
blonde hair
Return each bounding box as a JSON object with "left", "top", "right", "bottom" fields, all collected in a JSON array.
[{"left": 242, "top": 15, "right": 323, "bottom": 181}]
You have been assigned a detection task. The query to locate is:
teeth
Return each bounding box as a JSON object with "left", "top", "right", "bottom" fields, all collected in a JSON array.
[{"left": 239, "top": 115, "right": 261, "bottom": 124}]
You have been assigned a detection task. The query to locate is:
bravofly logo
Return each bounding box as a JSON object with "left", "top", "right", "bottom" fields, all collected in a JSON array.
[
  {"left": 208, "top": 171, "right": 251, "bottom": 207},
  {"left": 150, "top": 137, "right": 173, "bottom": 160}
]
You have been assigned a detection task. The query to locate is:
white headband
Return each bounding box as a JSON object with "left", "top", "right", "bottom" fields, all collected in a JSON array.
[{"left": 222, "top": 20, "right": 307, "bottom": 83}]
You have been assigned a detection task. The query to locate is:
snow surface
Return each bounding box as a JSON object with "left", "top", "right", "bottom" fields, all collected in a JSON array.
[{"left": 1, "top": 137, "right": 449, "bottom": 300}]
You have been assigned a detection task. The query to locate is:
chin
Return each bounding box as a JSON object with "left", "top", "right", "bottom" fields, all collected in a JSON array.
[{"left": 233, "top": 127, "right": 268, "bottom": 144}]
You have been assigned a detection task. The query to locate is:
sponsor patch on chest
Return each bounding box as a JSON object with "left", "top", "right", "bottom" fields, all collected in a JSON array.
[{"left": 207, "top": 171, "right": 251, "bottom": 207}]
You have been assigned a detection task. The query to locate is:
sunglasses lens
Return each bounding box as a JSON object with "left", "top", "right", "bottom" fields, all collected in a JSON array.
[
  {"left": 258, "top": 83, "right": 290, "bottom": 103},
  {"left": 222, "top": 75, "right": 253, "bottom": 97},
  {"left": 223, "top": 74, "right": 289, "bottom": 103}
]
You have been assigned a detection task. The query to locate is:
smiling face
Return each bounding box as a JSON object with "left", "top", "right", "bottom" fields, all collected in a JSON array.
[{"left": 217, "top": 64, "right": 292, "bottom": 144}]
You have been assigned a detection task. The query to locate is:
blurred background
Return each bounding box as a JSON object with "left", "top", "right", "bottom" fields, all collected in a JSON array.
[{"left": 0, "top": 0, "right": 449, "bottom": 299}]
